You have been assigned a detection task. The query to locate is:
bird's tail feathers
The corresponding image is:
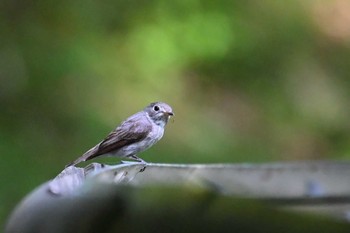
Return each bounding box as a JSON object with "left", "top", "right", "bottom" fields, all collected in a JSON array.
[{"left": 65, "top": 145, "right": 100, "bottom": 168}]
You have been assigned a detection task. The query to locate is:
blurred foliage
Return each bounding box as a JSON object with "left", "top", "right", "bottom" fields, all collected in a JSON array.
[{"left": 2, "top": 0, "right": 350, "bottom": 229}]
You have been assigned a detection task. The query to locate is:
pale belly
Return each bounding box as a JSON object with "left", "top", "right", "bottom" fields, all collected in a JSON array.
[{"left": 112, "top": 124, "right": 164, "bottom": 157}]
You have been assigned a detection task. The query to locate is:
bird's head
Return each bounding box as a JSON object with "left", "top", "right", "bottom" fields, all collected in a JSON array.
[{"left": 145, "top": 102, "right": 174, "bottom": 127}]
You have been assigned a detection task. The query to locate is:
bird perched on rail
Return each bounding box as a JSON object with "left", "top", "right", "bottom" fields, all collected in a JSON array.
[{"left": 66, "top": 102, "right": 174, "bottom": 167}]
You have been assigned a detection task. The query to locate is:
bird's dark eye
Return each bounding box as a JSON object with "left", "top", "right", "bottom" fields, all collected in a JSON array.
[{"left": 154, "top": 105, "right": 160, "bottom": 111}]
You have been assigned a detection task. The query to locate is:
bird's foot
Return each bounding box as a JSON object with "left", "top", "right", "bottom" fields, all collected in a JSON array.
[
  {"left": 121, "top": 159, "right": 147, "bottom": 172},
  {"left": 139, "top": 166, "right": 147, "bottom": 172}
]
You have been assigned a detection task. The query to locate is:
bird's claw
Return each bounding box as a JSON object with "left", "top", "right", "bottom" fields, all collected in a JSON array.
[{"left": 120, "top": 160, "right": 147, "bottom": 172}]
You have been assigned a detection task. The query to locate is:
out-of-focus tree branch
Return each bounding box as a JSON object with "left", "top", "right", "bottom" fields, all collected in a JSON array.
[{"left": 6, "top": 161, "right": 350, "bottom": 233}]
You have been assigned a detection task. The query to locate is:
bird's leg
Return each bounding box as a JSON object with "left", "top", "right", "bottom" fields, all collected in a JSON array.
[
  {"left": 128, "top": 154, "right": 147, "bottom": 164},
  {"left": 121, "top": 155, "right": 147, "bottom": 172}
]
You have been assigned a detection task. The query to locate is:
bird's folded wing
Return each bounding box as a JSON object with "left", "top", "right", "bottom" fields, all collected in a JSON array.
[{"left": 95, "top": 120, "right": 152, "bottom": 156}]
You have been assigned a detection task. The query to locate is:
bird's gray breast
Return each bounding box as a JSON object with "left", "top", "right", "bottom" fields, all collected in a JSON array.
[
  {"left": 134, "top": 123, "right": 164, "bottom": 151},
  {"left": 116, "top": 116, "right": 164, "bottom": 156},
  {"left": 147, "top": 123, "right": 164, "bottom": 145}
]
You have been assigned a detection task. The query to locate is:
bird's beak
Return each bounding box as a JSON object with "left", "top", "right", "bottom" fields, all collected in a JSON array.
[{"left": 166, "top": 112, "right": 174, "bottom": 117}]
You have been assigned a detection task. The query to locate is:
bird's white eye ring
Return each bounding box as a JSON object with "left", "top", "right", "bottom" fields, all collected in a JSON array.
[{"left": 154, "top": 105, "right": 160, "bottom": 111}]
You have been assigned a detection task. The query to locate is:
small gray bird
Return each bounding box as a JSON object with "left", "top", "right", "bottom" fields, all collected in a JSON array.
[{"left": 66, "top": 102, "right": 174, "bottom": 167}]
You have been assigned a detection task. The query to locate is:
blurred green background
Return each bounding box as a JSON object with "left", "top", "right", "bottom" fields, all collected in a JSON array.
[{"left": 2, "top": 0, "right": 350, "bottom": 229}]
